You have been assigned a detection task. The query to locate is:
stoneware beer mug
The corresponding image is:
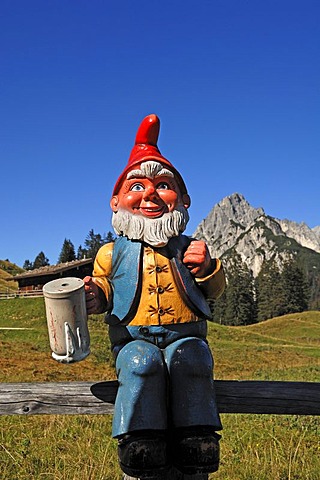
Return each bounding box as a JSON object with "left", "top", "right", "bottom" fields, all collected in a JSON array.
[{"left": 43, "top": 277, "right": 90, "bottom": 363}]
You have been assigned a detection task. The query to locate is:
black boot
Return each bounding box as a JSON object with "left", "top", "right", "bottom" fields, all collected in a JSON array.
[
  {"left": 118, "top": 431, "right": 169, "bottom": 479},
  {"left": 172, "top": 427, "right": 221, "bottom": 475}
]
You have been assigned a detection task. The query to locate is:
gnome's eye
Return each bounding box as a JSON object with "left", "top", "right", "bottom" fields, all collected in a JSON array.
[
  {"left": 130, "top": 183, "right": 145, "bottom": 192},
  {"left": 156, "top": 182, "right": 170, "bottom": 190}
]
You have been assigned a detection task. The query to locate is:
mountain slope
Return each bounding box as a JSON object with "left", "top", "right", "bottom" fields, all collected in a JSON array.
[{"left": 193, "top": 193, "right": 320, "bottom": 277}]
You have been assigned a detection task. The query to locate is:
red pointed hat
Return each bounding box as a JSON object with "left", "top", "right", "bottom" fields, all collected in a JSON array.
[{"left": 112, "top": 114, "right": 188, "bottom": 196}]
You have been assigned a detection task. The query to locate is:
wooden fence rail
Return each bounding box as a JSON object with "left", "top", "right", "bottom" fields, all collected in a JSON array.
[
  {"left": 1, "top": 380, "right": 319, "bottom": 416},
  {"left": 0, "top": 290, "right": 43, "bottom": 299}
]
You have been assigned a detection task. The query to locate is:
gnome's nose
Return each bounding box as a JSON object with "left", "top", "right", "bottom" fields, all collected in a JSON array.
[{"left": 143, "top": 184, "right": 159, "bottom": 201}]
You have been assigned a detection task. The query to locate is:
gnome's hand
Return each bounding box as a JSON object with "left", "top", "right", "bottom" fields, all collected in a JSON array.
[
  {"left": 183, "top": 240, "right": 212, "bottom": 278},
  {"left": 83, "top": 276, "right": 105, "bottom": 314}
]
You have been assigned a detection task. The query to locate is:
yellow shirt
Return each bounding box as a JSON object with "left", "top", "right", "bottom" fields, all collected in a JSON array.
[{"left": 93, "top": 241, "right": 225, "bottom": 326}]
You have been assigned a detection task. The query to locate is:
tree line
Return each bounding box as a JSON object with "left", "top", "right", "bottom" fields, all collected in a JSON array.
[
  {"left": 23, "top": 229, "right": 115, "bottom": 270},
  {"left": 210, "top": 252, "right": 312, "bottom": 325}
]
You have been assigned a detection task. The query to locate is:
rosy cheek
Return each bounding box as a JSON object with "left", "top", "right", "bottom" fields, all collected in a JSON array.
[
  {"left": 120, "top": 194, "right": 140, "bottom": 212},
  {"left": 159, "top": 192, "right": 179, "bottom": 210}
]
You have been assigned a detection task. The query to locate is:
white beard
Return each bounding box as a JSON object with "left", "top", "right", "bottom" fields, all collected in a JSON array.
[{"left": 112, "top": 206, "right": 189, "bottom": 247}]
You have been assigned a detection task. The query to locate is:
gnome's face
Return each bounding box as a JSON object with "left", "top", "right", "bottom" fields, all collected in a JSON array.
[
  {"left": 110, "top": 161, "right": 190, "bottom": 218},
  {"left": 110, "top": 160, "right": 191, "bottom": 247}
]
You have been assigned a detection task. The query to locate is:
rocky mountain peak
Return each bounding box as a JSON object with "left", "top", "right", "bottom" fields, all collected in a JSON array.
[
  {"left": 194, "top": 193, "right": 266, "bottom": 262},
  {"left": 219, "top": 192, "right": 264, "bottom": 219},
  {"left": 196, "top": 193, "right": 265, "bottom": 232}
]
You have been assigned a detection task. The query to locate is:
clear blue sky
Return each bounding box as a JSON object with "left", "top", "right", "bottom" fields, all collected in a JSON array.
[{"left": 1, "top": 0, "right": 319, "bottom": 267}]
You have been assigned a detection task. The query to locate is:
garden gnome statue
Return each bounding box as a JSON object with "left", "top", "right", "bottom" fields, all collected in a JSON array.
[{"left": 84, "top": 114, "right": 226, "bottom": 479}]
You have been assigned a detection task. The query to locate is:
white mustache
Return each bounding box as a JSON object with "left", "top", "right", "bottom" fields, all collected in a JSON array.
[{"left": 112, "top": 206, "right": 189, "bottom": 247}]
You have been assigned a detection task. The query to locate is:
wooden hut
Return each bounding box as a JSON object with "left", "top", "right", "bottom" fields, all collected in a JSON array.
[{"left": 8, "top": 258, "right": 93, "bottom": 294}]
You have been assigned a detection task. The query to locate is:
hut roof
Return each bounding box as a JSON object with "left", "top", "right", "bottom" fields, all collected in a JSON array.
[{"left": 7, "top": 258, "right": 93, "bottom": 281}]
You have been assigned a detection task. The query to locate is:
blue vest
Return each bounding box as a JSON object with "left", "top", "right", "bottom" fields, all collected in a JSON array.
[{"left": 106, "top": 235, "right": 212, "bottom": 325}]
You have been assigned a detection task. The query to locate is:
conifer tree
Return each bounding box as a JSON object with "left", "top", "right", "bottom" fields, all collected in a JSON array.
[
  {"left": 77, "top": 245, "right": 87, "bottom": 260},
  {"left": 220, "top": 253, "right": 256, "bottom": 326},
  {"left": 279, "top": 258, "right": 309, "bottom": 314},
  {"left": 106, "top": 231, "right": 115, "bottom": 243},
  {"left": 84, "top": 229, "right": 106, "bottom": 259},
  {"left": 256, "top": 257, "right": 310, "bottom": 320},
  {"left": 23, "top": 259, "right": 33, "bottom": 270},
  {"left": 308, "top": 273, "right": 320, "bottom": 310},
  {"left": 256, "top": 258, "right": 283, "bottom": 321},
  {"left": 209, "top": 291, "right": 227, "bottom": 324},
  {"left": 77, "top": 229, "right": 114, "bottom": 260},
  {"left": 33, "top": 251, "right": 50, "bottom": 269},
  {"left": 58, "top": 239, "right": 76, "bottom": 264}
]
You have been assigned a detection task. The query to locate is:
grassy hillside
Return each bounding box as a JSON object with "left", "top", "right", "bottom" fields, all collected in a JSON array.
[
  {"left": 0, "top": 300, "right": 319, "bottom": 479},
  {"left": 208, "top": 311, "right": 320, "bottom": 382},
  {"left": 0, "top": 259, "right": 24, "bottom": 276},
  {"left": 0, "top": 259, "right": 23, "bottom": 293}
]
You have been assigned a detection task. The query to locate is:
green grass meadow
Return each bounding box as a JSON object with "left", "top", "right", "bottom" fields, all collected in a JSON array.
[{"left": 0, "top": 298, "right": 319, "bottom": 479}]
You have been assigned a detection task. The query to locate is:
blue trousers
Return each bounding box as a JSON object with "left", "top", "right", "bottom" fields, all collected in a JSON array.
[{"left": 110, "top": 322, "right": 222, "bottom": 438}]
